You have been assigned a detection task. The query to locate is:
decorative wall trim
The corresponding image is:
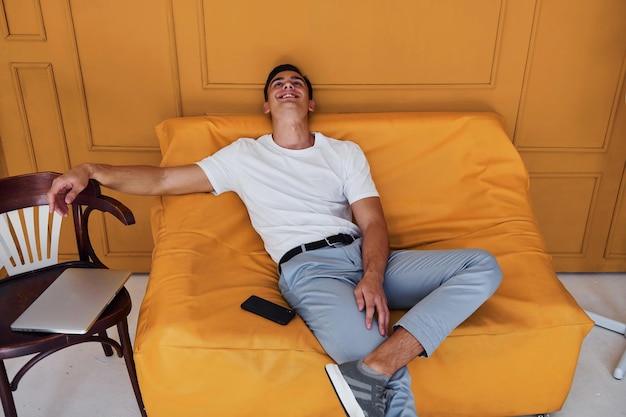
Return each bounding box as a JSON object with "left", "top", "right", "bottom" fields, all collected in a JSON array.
[
  {"left": 515, "top": 0, "right": 624, "bottom": 153},
  {"left": 0, "top": 0, "right": 46, "bottom": 41},
  {"left": 530, "top": 172, "right": 601, "bottom": 257},
  {"left": 67, "top": 0, "right": 175, "bottom": 152},
  {"left": 605, "top": 161, "right": 626, "bottom": 259},
  {"left": 11, "top": 62, "right": 70, "bottom": 171},
  {"left": 198, "top": 0, "right": 506, "bottom": 90}
]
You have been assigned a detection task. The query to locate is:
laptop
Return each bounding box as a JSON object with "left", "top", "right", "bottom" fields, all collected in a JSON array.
[{"left": 11, "top": 268, "right": 132, "bottom": 334}]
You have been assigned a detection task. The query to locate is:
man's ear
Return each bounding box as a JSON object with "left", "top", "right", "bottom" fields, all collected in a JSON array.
[
  {"left": 263, "top": 101, "right": 270, "bottom": 114},
  {"left": 308, "top": 100, "right": 316, "bottom": 112}
]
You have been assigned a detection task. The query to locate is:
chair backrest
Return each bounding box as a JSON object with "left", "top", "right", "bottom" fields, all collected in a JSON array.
[
  {"left": 0, "top": 206, "right": 63, "bottom": 275},
  {"left": 0, "top": 172, "right": 135, "bottom": 276}
]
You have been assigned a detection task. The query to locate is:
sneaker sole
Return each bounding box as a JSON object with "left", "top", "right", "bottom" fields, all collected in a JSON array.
[{"left": 325, "top": 364, "right": 365, "bottom": 417}]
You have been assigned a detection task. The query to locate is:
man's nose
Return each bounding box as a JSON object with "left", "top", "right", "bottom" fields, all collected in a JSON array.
[{"left": 283, "top": 82, "right": 294, "bottom": 89}]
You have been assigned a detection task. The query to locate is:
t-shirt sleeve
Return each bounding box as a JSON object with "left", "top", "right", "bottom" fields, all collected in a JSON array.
[
  {"left": 195, "top": 141, "right": 239, "bottom": 195},
  {"left": 343, "top": 143, "right": 379, "bottom": 204}
]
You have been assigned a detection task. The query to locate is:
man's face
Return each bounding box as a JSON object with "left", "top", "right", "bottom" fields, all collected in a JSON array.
[{"left": 263, "top": 70, "right": 316, "bottom": 115}]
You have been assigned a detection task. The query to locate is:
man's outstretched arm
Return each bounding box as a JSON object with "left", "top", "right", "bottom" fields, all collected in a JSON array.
[{"left": 47, "top": 163, "right": 213, "bottom": 217}]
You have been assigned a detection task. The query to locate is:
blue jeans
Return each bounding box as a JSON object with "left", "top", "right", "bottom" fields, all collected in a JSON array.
[{"left": 278, "top": 238, "right": 502, "bottom": 417}]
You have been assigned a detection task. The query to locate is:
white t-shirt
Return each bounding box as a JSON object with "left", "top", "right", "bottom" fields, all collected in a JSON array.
[{"left": 195, "top": 132, "right": 379, "bottom": 262}]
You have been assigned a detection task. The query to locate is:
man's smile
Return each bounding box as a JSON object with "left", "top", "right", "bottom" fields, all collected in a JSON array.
[{"left": 278, "top": 92, "right": 300, "bottom": 99}]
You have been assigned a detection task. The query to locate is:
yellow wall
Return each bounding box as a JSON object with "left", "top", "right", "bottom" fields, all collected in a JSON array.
[{"left": 0, "top": 0, "right": 625, "bottom": 271}]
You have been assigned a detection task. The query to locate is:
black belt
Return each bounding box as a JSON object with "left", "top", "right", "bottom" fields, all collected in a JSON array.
[{"left": 279, "top": 234, "right": 356, "bottom": 267}]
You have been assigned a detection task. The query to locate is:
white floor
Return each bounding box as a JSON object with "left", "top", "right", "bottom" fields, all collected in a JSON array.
[
  {"left": 540, "top": 273, "right": 625, "bottom": 417},
  {"left": 2, "top": 273, "right": 625, "bottom": 417}
]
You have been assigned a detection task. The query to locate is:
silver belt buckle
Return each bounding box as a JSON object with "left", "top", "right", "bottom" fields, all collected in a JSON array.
[{"left": 325, "top": 237, "right": 337, "bottom": 247}]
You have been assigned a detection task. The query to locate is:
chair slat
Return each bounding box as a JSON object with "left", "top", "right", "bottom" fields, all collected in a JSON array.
[
  {"left": 49, "top": 208, "right": 62, "bottom": 265},
  {"left": 1, "top": 212, "right": 27, "bottom": 272},
  {"left": 37, "top": 206, "right": 48, "bottom": 263},
  {"left": 0, "top": 207, "right": 60, "bottom": 275},
  {"left": 24, "top": 207, "right": 38, "bottom": 263},
  {"left": 0, "top": 213, "right": 18, "bottom": 269}
]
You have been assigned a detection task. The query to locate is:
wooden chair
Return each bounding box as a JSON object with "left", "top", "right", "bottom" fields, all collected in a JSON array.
[{"left": 0, "top": 171, "right": 147, "bottom": 417}]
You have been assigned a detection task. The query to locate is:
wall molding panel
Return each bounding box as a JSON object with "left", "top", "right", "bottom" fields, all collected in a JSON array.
[
  {"left": 606, "top": 169, "right": 626, "bottom": 258},
  {"left": 515, "top": 0, "right": 625, "bottom": 152},
  {"left": 199, "top": 0, "right": 505, "bottom": 89},
  {"left": 1, "top": 0, "right": 46, "bottom": 41},
  {"left": 529, "top": 173, "right": 601, "bottom": 257},
  {"left": 11, "top": 62, "right": 70, "bottom": 172},
  {"left": 69, "top": 0, "right": 181, "bottom": 151}
]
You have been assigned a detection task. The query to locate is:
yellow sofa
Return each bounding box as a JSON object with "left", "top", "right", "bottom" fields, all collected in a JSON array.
[{"left": 134, "top": 112, "right": 593, "bottom": 417}]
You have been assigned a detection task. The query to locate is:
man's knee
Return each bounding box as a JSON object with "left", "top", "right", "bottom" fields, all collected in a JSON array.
[{"left": 471, "top": 248, "right": 502, "bottom": 296}]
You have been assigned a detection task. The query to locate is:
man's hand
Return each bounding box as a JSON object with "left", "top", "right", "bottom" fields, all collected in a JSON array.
[
  {"left": 354, "top": 271, "right": 390, "bottom": 336},
  {"left": 47, "top": 165, "right": 91, "bottom": 217}
]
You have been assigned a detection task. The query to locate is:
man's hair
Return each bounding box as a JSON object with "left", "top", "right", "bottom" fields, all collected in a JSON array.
[{"left": 264, "top": 64, "right": 313, "bottom": 101}]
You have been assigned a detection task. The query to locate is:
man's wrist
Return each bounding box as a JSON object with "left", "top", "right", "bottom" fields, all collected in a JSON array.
[{"left": 363, "top": 270, "right": 385, "bottom": 284}]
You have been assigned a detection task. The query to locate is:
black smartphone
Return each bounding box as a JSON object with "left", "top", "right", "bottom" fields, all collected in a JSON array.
[{"left": 241, "top": 295, "right": 296, "bottom": 325}]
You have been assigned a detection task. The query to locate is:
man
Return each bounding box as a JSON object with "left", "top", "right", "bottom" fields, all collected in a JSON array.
[{"left": 48, "top": 64, "right": 502, "bottom": 417}]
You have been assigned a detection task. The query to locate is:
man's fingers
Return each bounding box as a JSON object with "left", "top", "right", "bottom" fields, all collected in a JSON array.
[
  {"left": 355, "top": 290, "right": 366, "bottom": 312},
  {"left": 377, "top": 301, "right": 390, "bottom": 336},
  {"left": 364, "top": 301, "right": 376, "bottom": 330},
  {"left": 366, "top": 293, "right": 389, "bottom": 336},
  {"left": 356, "top": 287, "right": 389, "bottom": 335},
  {"left": 47, "top": 181, "right": 75, "bottom": 217},
  {"left": 63, "top": 187, "right": 80, "bottom": 205}
]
